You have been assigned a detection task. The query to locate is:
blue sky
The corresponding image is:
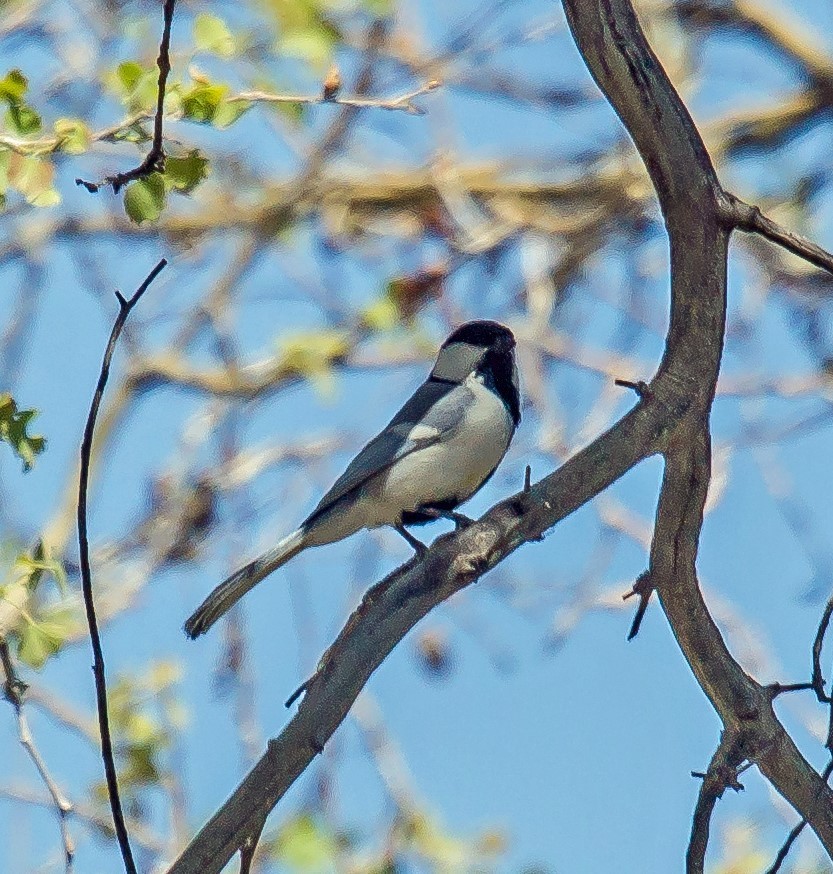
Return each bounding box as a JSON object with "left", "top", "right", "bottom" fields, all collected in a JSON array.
[{"left": 3, "top": 1, "right": 833, "bottom": 872}]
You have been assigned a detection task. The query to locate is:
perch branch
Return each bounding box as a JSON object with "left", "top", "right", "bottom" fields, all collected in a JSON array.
[{"left": 167, "top": 0, "right": 833, "bottom": 870}]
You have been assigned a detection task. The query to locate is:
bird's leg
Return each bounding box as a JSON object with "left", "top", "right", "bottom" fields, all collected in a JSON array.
[
  {"left": 394, "top": 522, "right": 428, "bottom": 556},
  {"left": 417, "top": 506, "right": 474, "bottom": 530}
]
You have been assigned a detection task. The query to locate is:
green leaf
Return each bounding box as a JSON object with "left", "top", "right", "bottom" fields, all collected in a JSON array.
[
  {"left": 6, "top": 102, "right": 41, "bottom": 134},
  {"left": 14, "top": 541, "right": 67, "bottom": 595},
  {"left": 277, "top": 329, "right": 349, "bottom": 399},
  {"left": 0, "top": 69, "right": 27, "bottom": 104},
  {"left": 273, "top": 815, "right": 338, "bottom": 872},
  {"left": 16, "top": 606, "right": 73, "bottom": 669},
  {"left": 121, "top": 742, "right": 160, "bottom": 786},
  {"left": 275, "top": 99, "right": 306, "bottom": 125},
  {"left": 53, "top": 118, "right": 90, "bottom": 154},
  {"left": 278, "top": 28, "right": 336, "bottom": 67},
  {"left": 123, "top": 173, "right": 166, "bottom": 223},
  {"left": 164, "top": 150, "right": 209, "bottom": 194},
  {"left": 124, "top": 712, "right": 160, "bottom": 746},
  {"left": 278, "top": 330, "right": 349, "bottom": 371},
  {"left": 212, "top": 99, "right": 251, "bottom": 128},
  {"left": 146, "top": 660, "right": 182, "bottom": 690},
  {"left": 0, "top": 393, "right": 46, "bottom": 471},
  {"left": 116, "top": 60, "right": 144, "bottom": 93},
  {"left": 0, "top": 70, "right": 41, "bottom": 141},
  {"left": 110, "top": 61, "right": 158, "bottom": 111},
  {"left": 360, "top": 295, "right": 399, "bottom": 332},
  {"left": 194, "top": 13, "right": 236, "bottom": 57},
  {"left": 181, "top": 81, "right": 229, "bottom": 124},
  {"left": 7, "top": 154, "right": 60, "bottom": 207}
]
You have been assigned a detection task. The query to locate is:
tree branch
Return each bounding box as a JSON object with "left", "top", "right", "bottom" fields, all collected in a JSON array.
[
  {"left": 0, "top": 640, "right": 74, "bottom": 873},
  {"left": 169, "top": 400, "right": 660, "bottom": 873},
  {"left": 76, "top": 0, "right": 176, "bottom": 193},
  {"left": 687, "top": 730, "right": 746, "bottom": 874},
  {"left": 561, "top": 0, "right": 833, "bottom": 860},
  {"left": 232, "top": 79, "right": 441, "bottom": 115},
  {"left": 166, "top": 0, "right": 833, "bottom": 870},
  {"left": 78, "top": 258, "right": 167, "bottom": 874},
  {"left": 722, "top": 193, "right": 833, "bottom": 277},
  {"left": 765, "top": 760, "right": 833, "bottom": 874}
]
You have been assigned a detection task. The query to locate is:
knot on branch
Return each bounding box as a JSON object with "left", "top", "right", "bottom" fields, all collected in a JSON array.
[
  {"left": 691, "top": 760, "right": 745, "bottom": 796},
  {"left": 688, "top": 732, "right": 748, "bottom": 870},
  {"left": 623, "top": 571, "right": 654, "bottom": 640}
]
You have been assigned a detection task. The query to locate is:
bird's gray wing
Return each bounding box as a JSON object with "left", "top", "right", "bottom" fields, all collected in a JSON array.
[{"left": 304, "top": 378, "right": 472, "bottom": 525}]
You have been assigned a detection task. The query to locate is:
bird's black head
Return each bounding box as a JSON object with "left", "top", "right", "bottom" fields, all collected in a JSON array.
[
  {"left": 432, "top": 320, "right": 520, "bottom": 425},
  {"left": 442, "top": 320, "right": 516, "bottom": 353}
]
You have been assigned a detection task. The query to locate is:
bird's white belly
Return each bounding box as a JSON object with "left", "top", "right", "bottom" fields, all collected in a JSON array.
[{"left": 371, "top": 376, "right": 513, "bottom": 524}]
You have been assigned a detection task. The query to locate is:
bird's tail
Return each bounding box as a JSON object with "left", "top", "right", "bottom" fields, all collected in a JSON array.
[{"left": 184, "top": 528, "right": 306, "bottom": 638}]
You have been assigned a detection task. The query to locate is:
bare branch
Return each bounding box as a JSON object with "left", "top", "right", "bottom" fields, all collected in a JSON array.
[
  {"left": 78, "top": 258, "right": 167, "bottom": 874},
  {"left": 622, "top": 571, "right": 653, "bottom": 641},
  {"left": 561, "top": 0, "right": 833, "bottom": 857},
  {"left": 812, "top": 596, "right": 833, "bottom": 707},
  {"left": 165, "top": 1, "right": 833, "bottom": 870},
  {"left": 232, "top": 79, "right": 441, "bottom": 115},
  {"left": 0, "top": 640, "right": 74, "bottom": 873},
  {"left": 765, "top": 760, "right": 833, "bottom": 874},
  {"left": 686, "top": 731, "right": 746, "bottom": 874},
  {"left": 76, "top": 0, "right": 176, "bottom": 193},
  {"left": 723, "top": 193, "right": 833, "bottom": 277}
]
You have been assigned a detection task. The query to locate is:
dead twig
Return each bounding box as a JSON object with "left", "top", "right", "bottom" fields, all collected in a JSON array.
[
  {"left": 77, "top": 258, "right": 167, "bottom": 874},
  {"left": 76, "top": 0, "right": 176, "bottom": 193}
]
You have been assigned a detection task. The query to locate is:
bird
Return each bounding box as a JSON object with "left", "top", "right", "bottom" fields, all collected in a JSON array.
[{"left": 184, "top": 320, "right": 520, "bottom": 638}]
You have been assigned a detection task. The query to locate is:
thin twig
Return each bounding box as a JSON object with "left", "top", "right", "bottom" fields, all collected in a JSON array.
[
  {"left": 231, "top": 79, "right": 441, "bottom": 115},
  {"left": 1, "top": 639, "right": 74, "bottom": 873},
  {"left": 765, "top": 759, "right": 833, "bottom": 874},
  {"left": 77, "top": 258, "right": 166, "bottom": 874},
  {"left": 724, "top": 193, "right": 833, "bottom": 277},
  {"left": 767, "top": 681, "right": 815, "bottom": 697},
  {"left": 623, "top": 571, "right": 653, "bottom": 640},
  {"left": 238, "top": 815, "right": 266, "bottom": 874},
  {"left": 812, "top": 596, "right": 833, "bottom": 704},
  {"left": 0, "top": 784, "right": 165, "bottom": 853},
  {"left": 76, "top": 0, "right": 176, "bottom": 193},
  {"left": 615, "top": 377, "right": 651, "bottom": 398},
  {"left": 0, "top": 110, "right": 153, "bottom": 158},
  {"left": 3, "top": 79, "right": 441, "bottom": 162}
]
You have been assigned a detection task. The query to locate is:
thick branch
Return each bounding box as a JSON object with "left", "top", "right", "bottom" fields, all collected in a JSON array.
[
  {"left": 170, "top": 401, "right": 661, "bottom": 873},
  {"left": 562, "top": 0, "right": 833, "bottom": 858},
  {"left": 168, "top": 0, "right": 833, "bottom": 869}
]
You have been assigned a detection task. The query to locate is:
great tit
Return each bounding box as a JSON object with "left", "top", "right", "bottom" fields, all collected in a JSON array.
[{"left": 184, "top": 320, "right": 520, "bottom": 638}]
